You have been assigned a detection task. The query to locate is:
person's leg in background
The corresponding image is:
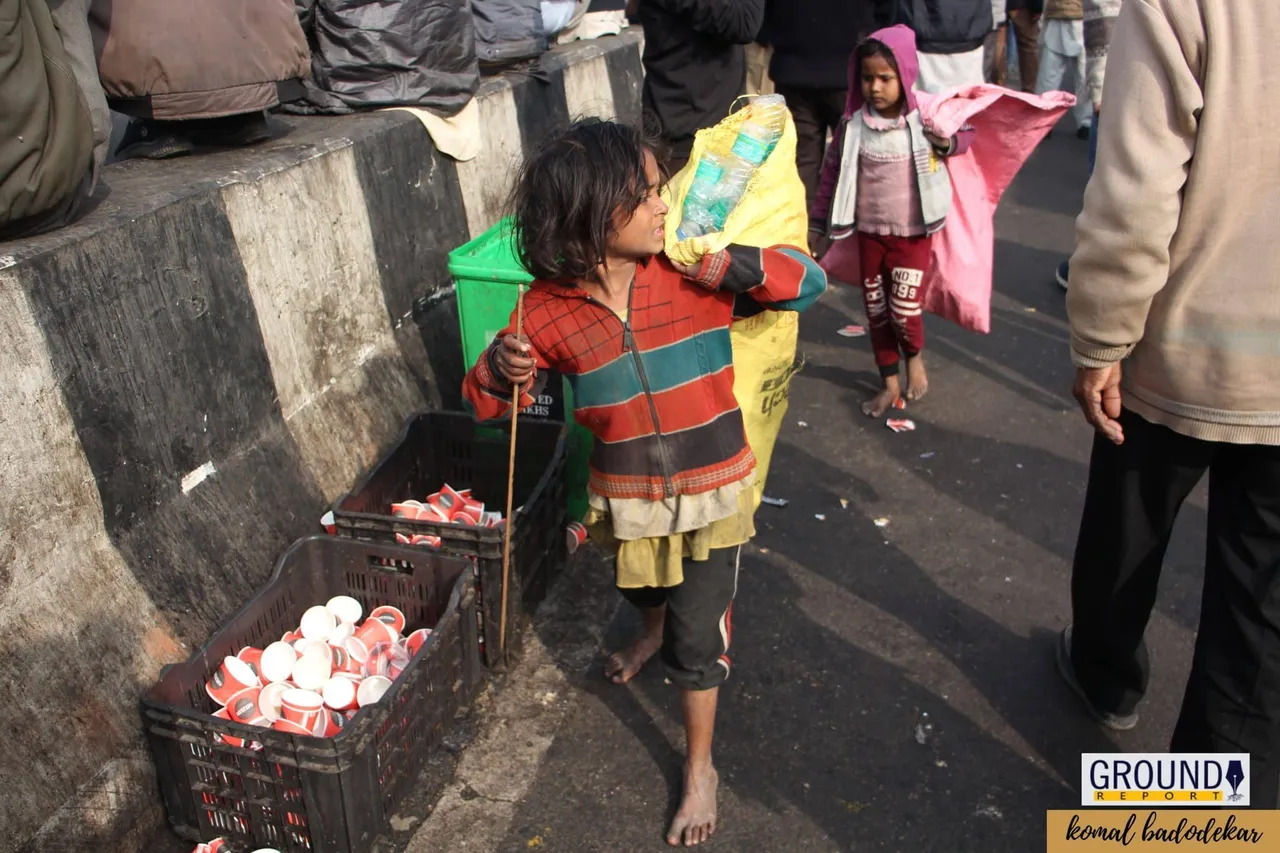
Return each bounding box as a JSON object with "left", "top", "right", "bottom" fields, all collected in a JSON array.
[
  {"left": 662, "top": 546, "right": 741, "bottom": 846},
  {"left": 1171, "top": 443, "right": 1280, "bottom": 808},
  {"left": 1009, "top": 6, "right": 1041, "bottom": 92},
  {"left": 1062, "top": 410, "right": 1211, "bottom": 728},
  {"left": 744, "top": 42, "right": 775, "bottom": 96},
  {"left": 1035, "top": 20, "right": 1069, "bottom": 108},
  {"left": 985, "top": 22, "right": 1009, "bottom": 86},
  {"left": 1056, "top": 108, "right": 1099, "bottom": 289},
  {"left": 775, "top": 85, "right": 847, "bottom": 221},
  {"left": 1069, "top": 20, "right": 1093, "bottom": 133}
]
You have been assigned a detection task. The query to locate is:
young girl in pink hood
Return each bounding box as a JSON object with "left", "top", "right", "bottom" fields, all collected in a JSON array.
[{"left": 812, "top": 25, "right": 974, "bottom": 417}]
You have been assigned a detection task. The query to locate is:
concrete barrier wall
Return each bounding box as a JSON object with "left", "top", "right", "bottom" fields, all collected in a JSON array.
[{"left": 0, "top": 32, "right": 643, "bottom": 853}]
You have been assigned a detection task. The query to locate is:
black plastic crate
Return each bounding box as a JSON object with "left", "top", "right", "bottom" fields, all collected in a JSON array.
[
  {"left": 331, "top": 411, "right": 569, "bottom": 668},
  {"left": 142, "top": 536, "right": 482, "bottom": 853}
]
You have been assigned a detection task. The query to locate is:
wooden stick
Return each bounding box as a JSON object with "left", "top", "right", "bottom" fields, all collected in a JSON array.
[{"left": 498, "top": 283, "right": 525, "bottom": 655}]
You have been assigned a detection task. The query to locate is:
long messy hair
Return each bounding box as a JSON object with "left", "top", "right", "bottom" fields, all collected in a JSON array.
[{"left": 511, "top": 118, "right": 664, "bottom": 282}]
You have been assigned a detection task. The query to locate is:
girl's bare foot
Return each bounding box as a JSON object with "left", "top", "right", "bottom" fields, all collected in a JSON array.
[
  {"left": 667, "top": 762, "right": 719, "bottom": 846},
  {"left": 906, "top": 354, "right": 929, "bottom": 401},
  {"left": 604, "top": 604, "right": 664, "bottom": 684},
  {"left": 862, "top": 374, "right": 902, "bottom": 417}
]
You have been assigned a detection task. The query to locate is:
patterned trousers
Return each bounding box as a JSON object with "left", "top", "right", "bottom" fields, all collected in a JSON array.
[{"left": 856, "top": 231, "right": 934, "bottom": 376}]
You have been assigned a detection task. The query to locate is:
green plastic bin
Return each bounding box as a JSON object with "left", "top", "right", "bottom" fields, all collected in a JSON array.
[{"left": 450, "top": 218, "right": 591, "bottom": 521}]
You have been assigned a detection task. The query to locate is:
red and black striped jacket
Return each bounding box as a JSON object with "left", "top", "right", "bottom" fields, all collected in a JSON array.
[{"left": 463, "top": 245, "right": 826, "bottom": 501}]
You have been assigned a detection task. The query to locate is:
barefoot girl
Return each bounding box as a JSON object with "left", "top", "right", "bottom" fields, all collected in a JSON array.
[
  {"left": 463, "top": 119, "right": 825, "bottom": 846},
  {"left": 812, "top": 25, "right": 973, "bottom": 417}
]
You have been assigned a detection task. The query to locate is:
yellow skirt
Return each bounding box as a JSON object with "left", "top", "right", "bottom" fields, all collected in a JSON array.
[{"left": 584, "top": 484, "right": 756, "bottom": 589}]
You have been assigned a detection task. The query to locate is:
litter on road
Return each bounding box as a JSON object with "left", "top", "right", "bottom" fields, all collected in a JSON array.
[
  {"left": 887, "top": 418, "right": 916, "bottom": 433},
  {"left": 836, "top": 324, "right": 867, "bottom": 337},
  {"left": 760, "top": 495, "right": 789, "bottom": 507},
  {"left": 874, "top": 517, "right": 890, "bottom": 527},
  {"left": 814, "top": 513, "right": 826, "bottom": 521}
]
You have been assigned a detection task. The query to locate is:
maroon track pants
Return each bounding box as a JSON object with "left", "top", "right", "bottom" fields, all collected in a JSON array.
[{"left": 856, "top": 231, "right": 933, "bottom": 376}]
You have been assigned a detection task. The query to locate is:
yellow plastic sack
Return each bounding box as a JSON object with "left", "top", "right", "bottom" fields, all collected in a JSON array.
[
  {"left": 661, "top": 97, "right": 810, "bottom": 265},
  {"left": 731, "top": 310, "right": 801, "bottom": 509},
  {"left": 661, "top": 97, "right": 810, "bottom": 511}
]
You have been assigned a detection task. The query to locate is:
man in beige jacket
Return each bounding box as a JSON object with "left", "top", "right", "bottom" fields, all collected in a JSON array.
[{"left": 1061, "top": 0, "right": 1280, "bottom": 807}]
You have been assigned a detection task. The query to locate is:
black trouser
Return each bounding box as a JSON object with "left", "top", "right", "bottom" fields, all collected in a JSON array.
[
  {"left": 618, "top": 546, "right": 740, "bottom": 691},
  {"left": 1071, "top": 409, "right": 1280, "bottom": 806},
  {"left": 772, "top": 85, "right": 847, "bottom": 224}
]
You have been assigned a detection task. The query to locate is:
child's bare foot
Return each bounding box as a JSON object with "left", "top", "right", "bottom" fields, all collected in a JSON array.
[
  {"left": 862, "top": 375, "right": 901, "bottom": 417},
  {"left": 906, "top": 354, "right": 929, "bottom": 401},
  {"left": 667, "top": 762, "right": 719, "bottom": 846},
  {"left": 604, "top": 605, "right": 664, "bottom": 684}
]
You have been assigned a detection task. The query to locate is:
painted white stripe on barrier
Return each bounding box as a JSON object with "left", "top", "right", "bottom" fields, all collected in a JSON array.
[
  {"left": 564, "top": 54, "right": 617, "bottom": 120},
  {"left": 456, "top": 85, "right": 525, "bottom": 237},
  {"left": 221, "top": 147, "right": 422, "bottom": 501}
]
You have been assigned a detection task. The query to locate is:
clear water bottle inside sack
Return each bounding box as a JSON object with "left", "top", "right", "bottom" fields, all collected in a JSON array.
[
  {"left": 675, "top": 95, "right": 788, "bottom": 239},
  {"left": 676, "top": 153, "right": 725, "bottom": 240},
  {"left": 707, "top": 96, "right": 787, "bottom": 230}
]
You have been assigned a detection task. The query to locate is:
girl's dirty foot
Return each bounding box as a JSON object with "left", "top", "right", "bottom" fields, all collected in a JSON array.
[
  {"left": 862, "top": 375, "right": 901, "bottom": 417},
  {"left": 604, "top": 605, "right": 664, "bottom": 684},
  {"left": 906, "top": 354, "right": 929, "bottom": 401},
  {"left": 667, "top": 762, "right": 719, "bottom": 846}
]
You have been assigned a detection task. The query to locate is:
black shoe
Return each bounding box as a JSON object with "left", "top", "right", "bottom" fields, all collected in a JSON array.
[
  {"left": 1056, "top": 626, "right": 1140, "bottom": 731},
  {"left": 187, "top": 113, "right": 271, "bottom": 148},
  {"left": 115, "top": 120, "right": 195, "bottom": 160},
  {"left": 1077, "top": 124, "right": 1092, "bottom": 141},
  {"left": 1055, "top": 260, "right": 1070, "bottom": 291}
]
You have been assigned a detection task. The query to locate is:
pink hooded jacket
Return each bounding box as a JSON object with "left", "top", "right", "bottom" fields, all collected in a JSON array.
[
  {"left": 815, "top": 27, "right": 1073, "bottom": 333},
  {"left": 814, "top": 26, "right": 974, "bottom": 238}
]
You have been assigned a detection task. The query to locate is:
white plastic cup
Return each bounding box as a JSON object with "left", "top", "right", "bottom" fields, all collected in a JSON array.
[
  {"left": 325, "top": 596, "right": 362, "bottom": 624},
  {"left": 300, "top": 605, "right": 337, "bottom": 642},
  {"left": 260, "top": 642, "right": 297, "bottom": 684},
  {"left": 322, "top": 675, "right": 357, "bottom": 711},
  {"left": 291, "top": 653, "right": 331, "bottom": 691},
  {"left": 280, "top": 688, "right": 324, "bottom": 729},
  {"left": 356, "top": 675, "right": 392, "bottom": 707},
  {"left": 258, "top": 681, "right": 289, "bottom": 722},
  {"left": 297, "top": 638, "right": 332, "bottom": 663},
  {"left": 329, "top": 620, "right": 355, "bottom": 646},
  {"left": 206, "top": 655, "right": 261, "bottom": 706}
]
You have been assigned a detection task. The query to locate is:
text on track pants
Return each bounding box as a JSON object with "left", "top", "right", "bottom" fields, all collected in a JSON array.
[{"left": 857, "top": 231, "right": 933, "bottom": 376}]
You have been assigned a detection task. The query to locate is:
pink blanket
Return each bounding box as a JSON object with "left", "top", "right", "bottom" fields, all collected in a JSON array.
[{"left": 821, "top": 86, "right": 1073, "bottom": 333}]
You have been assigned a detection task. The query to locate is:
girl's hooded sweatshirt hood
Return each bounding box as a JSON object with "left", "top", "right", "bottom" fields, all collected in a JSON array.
[{"left": 846, "top": 25, "right": 922, "bottom": 117}]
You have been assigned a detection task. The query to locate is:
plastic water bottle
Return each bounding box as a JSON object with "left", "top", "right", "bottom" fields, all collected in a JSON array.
[
  {"left": 706, "top": 96, "right": 788, "bottom": 233},
  {"left": 676, "top": 153, "right": 725, "bottom": 240},
  {"left": 676, "top": 95, "right": 788, "bottom": 239}
]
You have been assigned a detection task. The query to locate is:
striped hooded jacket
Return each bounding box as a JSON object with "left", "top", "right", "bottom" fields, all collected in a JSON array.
[{"left": 464, "top": 245, "right": 826, "bottom": 501}]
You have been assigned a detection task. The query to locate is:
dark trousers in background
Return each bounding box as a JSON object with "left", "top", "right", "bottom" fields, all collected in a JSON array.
[
  {"left": 1070, "top": 409, "right": 1280, "bottom": 807},
  {"left": 1010, "top": 10, "right": 1042, "bottom": 91},
  {"left": 773, "top": 85, "right": 846, "bottom": 224}
]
